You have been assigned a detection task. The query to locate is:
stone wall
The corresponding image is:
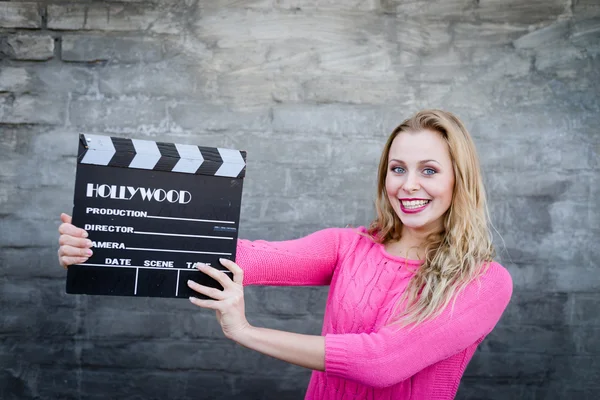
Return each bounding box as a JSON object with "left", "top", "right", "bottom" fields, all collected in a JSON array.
[{"left": 1, "top": 1, "right": 599, "bottom": 399}]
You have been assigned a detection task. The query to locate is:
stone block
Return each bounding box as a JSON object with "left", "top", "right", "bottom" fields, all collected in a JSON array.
[
  {"left": 225, "top": 131, "right": 332, "bottom": 166},
  {"left": 79, "top": 369, "right": 228, "bottom": 400},
  {"left": 396, "top": 19, "right": 452, "bottom": 56},
  {"left": 513, "top": 20, "right": 570, "bottom": 49},
  {"left": 464, "top": 352, "right": 553, "bottom": 382},
  {"left": 475, "top": 0, "right": 568, "bottom": 24},
  {"left": 246, "top": 164, "right": 376, "bottom": 200},
  {"left": 535, "top": 42, "right": 586, "bottom": 72},
  {"left": 0, "top": 278, "right": 75, "bottom": 311},
  {"left": 500, "top": 291, "right": 569, "bottom": 326},
  {"left": 245, "top": 313, "right": 323, "bottom": 336},
  {"left": 0, "top": 217, "right": 61, "bottom": 248},
  {"left": 452, "top": 23, "right": 529, "bottom": 48},
  {"left": 553, "top": 356, "right": 600, "bottom": 385},
  {"left": 0, "top": 365, "right": 79, "bottom": 400},
  {"left": 231, "top": 374, "right": 308, "bottom": 400},
  {"left": 301, "top": 74, "right": 415, "bottom": 105},
  {"left": 242, "top": 195, "right": 372, "bottom": 227},
  {"left": 482, "top": 324, "right": 575, "bottom": 354},
  {"left": 202, "top": 0, "right": 379, "bottom": 11},
  {"left": 0, "top": 339, "right": 77, "bottom": 367},
  {"left": 61, "top": 34, "right": 172, "bottom": 63},
  {"left": 257, "top": 286, "right": 313, "bottom": 316},
  {"left": 1, "top": 34, "right": 54, "bottom": 61},
  {"left": 457, "top": 381, "right": 538, "bottom": 400},
  {"left": 80, "top": 339, "right": 255, "bottom": 372},
  {"left": 1, "top": 304, "right": 77, "bottom": 336},
  {"left": 389, "top": 0, "right": 475, "bottom": 20},
  {"left": 0, "top": 248, "right": 69, "bottom": 279},
  {"left": 483, "top": 170, "right": 591, "bottom": 201},
  {"left": 574, "top": 327, "right": 600, "bottom": 354},
  {"left": 98, "top": 64, "right": 201, "bottom": 97},
  {"left": 574, "top": 1, "right": 600, "bottom": 18},
  {"left": 213, "top": 71, "right": 300, "bottom": 107},
  {"left": 0, "top": 2, "right": 41, "bottom": 28},
  {"left": 0, "top": 67, "right": 31, "bottom": 92},
  {"left": 570, "top": 17, "right": 600, "bottom": 56},
  {"left": 1, "top": 185, "right": 74, "bottom": 220},
  {"left": 81, "top": 308, "right": 179, "bottom": 339},
  {"left": 169, "top": 103, "right": 271, "bottom": 133},
  {"left": 0, "top": 65, "right": 95, "bottom": 95},
  {"left": 0, "top": 93, "right": 65, "bottom": 125},
  {"left": 48, "top": 4, "right": 181, "bottom": 34},
  {"left": 479, "top": 138, "right": 594, "bottom": 172},
  {"left": 571, "top": 294, "right": 600, "bottom": 325},
  {"left": 272, "top": 104, "right": 399, "bottom": 138},
  {"left": 69, "top": 98, "right": 167, "bottom": 130},
  {"left": 307, "top": 287, "right": 329, "bottom": 317}
]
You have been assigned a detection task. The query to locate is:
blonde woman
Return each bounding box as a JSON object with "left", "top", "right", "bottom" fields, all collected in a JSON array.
[{"left": 58, "top": 109, "right": 512, "bottom": 399}]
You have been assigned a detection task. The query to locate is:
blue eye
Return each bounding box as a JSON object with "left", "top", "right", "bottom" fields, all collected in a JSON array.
[
  {"left": 391, "top": 166, "right": 405, "bottom": 174},
  {"left": 423, "top": 168, "right": 436, "bottom": 175}
]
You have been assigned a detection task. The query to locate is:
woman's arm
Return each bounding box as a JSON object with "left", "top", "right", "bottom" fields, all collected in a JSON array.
[
  {"left": 236, "top": 227, "right": 359, "bottom": 286},
  {"left": 187, "top": 259, "right": 325, "bottom": 370},
  {"left": 231, "top": 326, "right": 325, "bottom": 371},
  {"left": 189, "top": 260, "right": 512, "bottom": 387}
]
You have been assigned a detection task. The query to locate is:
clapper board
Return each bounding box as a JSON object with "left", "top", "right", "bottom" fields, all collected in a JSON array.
[{"left": 66, "top": 134, "right": 246, "bottom": 299}]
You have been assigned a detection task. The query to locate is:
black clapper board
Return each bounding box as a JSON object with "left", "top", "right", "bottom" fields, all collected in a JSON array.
[{"left": 66, "top": 134, "right": 246, "bottom": 299}]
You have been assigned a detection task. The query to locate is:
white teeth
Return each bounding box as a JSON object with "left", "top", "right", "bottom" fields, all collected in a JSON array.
[{"left": 401, "top": 200, "right": 430, "bottom": 209}]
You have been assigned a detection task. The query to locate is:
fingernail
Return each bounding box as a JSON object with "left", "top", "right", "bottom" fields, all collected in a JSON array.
[
  {"left": 86, "top": 249, "right": 93, "bottom": 256},
  {"left": 82, "top": 231, "right": 88, "bottom": 238},
  {"left": 85, "top": 240, "right": 92, "bottom": 247}
]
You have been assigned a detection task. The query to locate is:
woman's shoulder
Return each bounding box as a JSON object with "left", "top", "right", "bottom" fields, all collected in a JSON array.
[{"left": 472, "top": 260, "right": 513, "bottom": 303}]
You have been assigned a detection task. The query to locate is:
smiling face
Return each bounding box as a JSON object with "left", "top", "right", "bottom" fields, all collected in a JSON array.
[{"left": 385, "top": 129, "right": 455, "bottom": 235}]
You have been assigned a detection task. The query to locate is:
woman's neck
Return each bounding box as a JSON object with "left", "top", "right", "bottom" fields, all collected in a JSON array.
[{"left": 385, "top": 225, "right": 440, "bottom": 260}]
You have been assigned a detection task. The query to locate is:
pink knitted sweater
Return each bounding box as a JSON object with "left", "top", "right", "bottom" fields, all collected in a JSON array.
[{"left": 236, "top": 227, "right": 513, "bottom": 400}]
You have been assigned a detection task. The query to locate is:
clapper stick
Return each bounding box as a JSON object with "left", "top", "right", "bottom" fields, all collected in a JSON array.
[{"left": 66, "top": 134, "right": 246, "bottom": 299}]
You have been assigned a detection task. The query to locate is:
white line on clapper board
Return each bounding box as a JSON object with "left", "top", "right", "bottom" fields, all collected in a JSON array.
[
  {"left": 134, "top": 231, "right": 233, "bottom": 240},
  {"left": 146, "top": 215, "right": 235, "bottom": 224},
  {"left": 125, "top": 247, "right": 231, "bottom": 255},
  {"left": 134, "top": 268, "right": 139, "bottom": 295}
]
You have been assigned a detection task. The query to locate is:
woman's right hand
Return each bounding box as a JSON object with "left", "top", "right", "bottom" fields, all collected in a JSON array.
[{"left": 58, "top": 213, "right": 93, "bottom": 268}]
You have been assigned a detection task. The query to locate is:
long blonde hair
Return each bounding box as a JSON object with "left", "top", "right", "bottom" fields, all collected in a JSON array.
[{"left": 367, "top": 109, "right": 495, "bottom": 327}]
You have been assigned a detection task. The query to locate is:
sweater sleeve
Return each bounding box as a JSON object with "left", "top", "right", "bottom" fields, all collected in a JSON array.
[
  {"left": 324, "top": 262, "right": 513, "bottom": 388},
  {"left": 236, "top": 227, "right": 360, "bottom": 286}
]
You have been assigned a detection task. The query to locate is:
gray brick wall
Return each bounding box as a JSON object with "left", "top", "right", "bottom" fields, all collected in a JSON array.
[{"left": 0, "top": 1, "right": 598, "bottom": 399}]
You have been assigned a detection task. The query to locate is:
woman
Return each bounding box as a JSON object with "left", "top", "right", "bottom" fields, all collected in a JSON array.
[{"left": 58, "top": 109, "right": 512, "bottom": 399}]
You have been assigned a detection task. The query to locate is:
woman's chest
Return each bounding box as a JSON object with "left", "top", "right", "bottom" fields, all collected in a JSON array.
[{"left": 325, "top": 257, "right": 411, "bottom": 333}]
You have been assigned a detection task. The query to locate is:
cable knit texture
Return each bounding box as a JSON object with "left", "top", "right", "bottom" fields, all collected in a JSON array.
[{"left": 237, "top": 227, "right": 513, "bottom": 400}]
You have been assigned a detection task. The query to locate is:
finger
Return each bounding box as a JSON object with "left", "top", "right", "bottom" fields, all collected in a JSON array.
[
  {"left": 189, "top": 296, "right": 221, "bottom": 310},
  {"left": 60, "top": 256, "right": 89, "bottom": 268},
  {"left": 187, "top": 280, "right": 225, "bottom": 300},
  {"left": 59, "top": 234, "right": 92, "bottom": 249},
  {"left": 219, "top": 258, "right": 244, "bottom": 285},
  {"left": 60, "top": 213, "right": 72, "bottom": 224},
  {"left": 195, "top": 263, "right": 233, "bottom": 288},
  {"left": 59, "top": 244, "right": 93, "bottom": 258},
  {"left": 58, "top": 222, "right": 88, "bottom": 238}
]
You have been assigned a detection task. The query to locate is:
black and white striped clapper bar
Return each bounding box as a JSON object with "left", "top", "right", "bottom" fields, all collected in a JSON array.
[{"left": 66, "top": 134, "right": 246, "bottom": 299}]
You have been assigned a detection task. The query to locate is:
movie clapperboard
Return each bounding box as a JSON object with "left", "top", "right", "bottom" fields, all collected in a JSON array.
[{"left": 66, "top": 134, "right": 246, "bottom": 299}]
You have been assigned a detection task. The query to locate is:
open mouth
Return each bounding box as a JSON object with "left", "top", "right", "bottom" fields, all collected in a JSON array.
[{"left": 400, "top": 199, "right": 431, "bottom": 210}]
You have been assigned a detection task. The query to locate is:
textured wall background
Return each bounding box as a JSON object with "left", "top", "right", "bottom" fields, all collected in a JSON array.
[{"left": 1, "top": 1, "right": 599, "bottom": 399}]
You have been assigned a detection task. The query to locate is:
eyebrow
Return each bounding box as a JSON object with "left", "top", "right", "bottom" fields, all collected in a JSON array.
[{"left": 389, "top": 158, "right": 442, "bottom": 166}]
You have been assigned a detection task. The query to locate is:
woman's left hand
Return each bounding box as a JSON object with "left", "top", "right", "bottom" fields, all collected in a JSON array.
[{"left": 187, "top": 258, "right": 250, "bottom": 340}]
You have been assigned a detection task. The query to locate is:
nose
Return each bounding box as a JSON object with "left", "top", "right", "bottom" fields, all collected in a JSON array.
[{"left": 403, "top": 172, "right": 420, "bottom": 194}]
